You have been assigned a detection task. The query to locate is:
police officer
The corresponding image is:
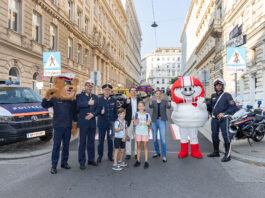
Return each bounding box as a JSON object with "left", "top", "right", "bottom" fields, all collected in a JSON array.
[
  {"left": 76, "top": 80, "right": 100, "bottom": 170},
  {"left": 97, "top": 84, "right": 118, "bottom": 163},
  {"left": 41, "top": 73, "right": 77, "bottom": 174},
  {"left": 207, "top": 78, "right": 238, "bottom": 162}
]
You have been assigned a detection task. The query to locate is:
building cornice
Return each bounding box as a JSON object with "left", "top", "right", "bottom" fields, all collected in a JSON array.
[{"left": 180, "top": 0, "right": 197, "bottom": 42}]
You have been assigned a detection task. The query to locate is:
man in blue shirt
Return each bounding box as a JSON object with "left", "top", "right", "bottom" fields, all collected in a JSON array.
[
  {"left": 76, "top": 80, "right": 101, "bottom": 170},
  {"left": 207, "top": 78, "right": 238, "bottom": 162},
  {"left": 97, "top": 84, "right": 118, "bottom": 163}
]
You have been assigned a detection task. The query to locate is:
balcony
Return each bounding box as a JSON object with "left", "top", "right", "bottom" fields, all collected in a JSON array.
[{"left": 209, "top": 17, "right": 222, "bottom": 38}]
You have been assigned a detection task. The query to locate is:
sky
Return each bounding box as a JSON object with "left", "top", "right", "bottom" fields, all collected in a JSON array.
[{"left": 133, "top": 0, "right": 192, "bottom": 57}]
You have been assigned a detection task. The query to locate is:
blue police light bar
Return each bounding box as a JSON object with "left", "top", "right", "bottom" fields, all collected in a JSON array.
[
  {"left": 5, "top": 81, "right": 12, "bottom": 85},
  {"left": 246, "top": 105, "right": 253, "bottom": 109},
  {"left": 4, "top": 80, "right": 20, "bottom": 85},
  {"left": 257, "top": 101, "right": 262, "bottom": 105}
]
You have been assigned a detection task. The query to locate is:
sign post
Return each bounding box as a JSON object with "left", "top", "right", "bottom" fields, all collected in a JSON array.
[
  {"left": 199, "top": 70, "right": 210, "bottom": 96},
  {"left": 91, "top": 71, "right": 101, "bottom": 94}
]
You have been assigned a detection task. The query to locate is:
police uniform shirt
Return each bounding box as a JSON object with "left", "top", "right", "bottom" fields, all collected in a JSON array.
[{"left": 208, "top": 92, "right": 238, "bottom": 118}]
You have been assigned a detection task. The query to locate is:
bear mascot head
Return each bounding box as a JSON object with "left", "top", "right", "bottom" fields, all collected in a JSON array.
[{"left": 45, "top": 73, "right": 79, "bottom": 136}]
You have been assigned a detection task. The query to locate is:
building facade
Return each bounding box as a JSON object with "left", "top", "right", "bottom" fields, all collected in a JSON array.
[
  {"left": 181, "top": 0, "right": 265, "bottom": 107},
  {"left": 0, "top": 0, "right": 141, "bottom": 96},
  {"left": 141, "top": 47, "right": 181, "bottom": 92},
  {"left": 121, "top": 0, "right": 142, "bottom": 87}
]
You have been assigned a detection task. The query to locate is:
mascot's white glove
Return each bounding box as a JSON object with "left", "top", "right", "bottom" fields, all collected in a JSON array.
[
  {"left": 197, "top": 97, "right": 206, "bottom": 109},
  {"left": 171, "top": 102, "right": 179, "bottom": 124},
  {"left": 171, "top": 101, "right": 178, "bottom": 111}
]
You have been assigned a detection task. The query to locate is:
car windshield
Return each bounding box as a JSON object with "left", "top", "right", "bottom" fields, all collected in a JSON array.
[{"left": 0, "top": 87, "right": 41, "bottom": 104}]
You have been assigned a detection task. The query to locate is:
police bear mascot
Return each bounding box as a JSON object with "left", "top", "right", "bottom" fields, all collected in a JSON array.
[
  {"left": 171, "top": 76, "right": 208, "bottom": 159},
  {"left": 42, "top": 73, "right": 79, "bottom": 174}
]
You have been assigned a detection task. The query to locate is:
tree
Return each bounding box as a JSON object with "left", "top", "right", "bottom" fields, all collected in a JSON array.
[{"left": 170, "top": 77, "right": 179, "bottom": 84}]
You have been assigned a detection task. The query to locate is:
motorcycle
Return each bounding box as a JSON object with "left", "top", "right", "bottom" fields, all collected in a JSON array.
[{"left": 228, "top": 101, "right": 265, "bottom": 145}]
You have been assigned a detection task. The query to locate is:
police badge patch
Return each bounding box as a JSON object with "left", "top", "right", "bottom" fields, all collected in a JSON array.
[{"left": 229, "top": 100, "right": 235, "bottom": 105}]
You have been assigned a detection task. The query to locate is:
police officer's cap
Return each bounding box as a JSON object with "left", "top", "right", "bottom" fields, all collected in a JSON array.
[
  {"left": 102, "top": 84, "right": 112, "bottom": 90},
  {"left": 85, "top": 79, "right": 94, "bottom": 86}
]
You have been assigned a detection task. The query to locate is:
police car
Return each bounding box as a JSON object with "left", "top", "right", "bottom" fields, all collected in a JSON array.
[{"left": 0, "top": 80, "right": 53, "bottom": 145}]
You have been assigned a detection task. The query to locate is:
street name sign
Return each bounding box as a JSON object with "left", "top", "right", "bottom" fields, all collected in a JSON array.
[{"left": 226, "top": 34, "right": 247, "bottom": 47}]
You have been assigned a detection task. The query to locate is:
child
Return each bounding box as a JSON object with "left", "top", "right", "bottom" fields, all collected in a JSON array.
[
  {"left": 133, "top": 101, "right": 151, "bottom": 169},
  {"left": 112, "top": 108, "right": 128, "bottom": 171}
]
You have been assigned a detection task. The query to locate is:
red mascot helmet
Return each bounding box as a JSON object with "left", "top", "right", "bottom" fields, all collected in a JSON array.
[{"left": 171, "top": 76, "right": 205, "bottom": 105}]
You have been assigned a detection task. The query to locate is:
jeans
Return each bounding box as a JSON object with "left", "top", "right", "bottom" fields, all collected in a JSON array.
[{"left": 152, "top": 119, "right": 167, "bottom": 158}]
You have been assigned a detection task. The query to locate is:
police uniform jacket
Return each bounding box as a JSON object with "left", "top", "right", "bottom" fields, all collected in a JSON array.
[
  {"left": 207, "top": 92, "right": 238, "bottom": 118},
  {"left": 76, "top": 92, "right": 100, "bottom": 128},
  {"left": 98, "top": 96, "right": 118, "bottom": 129},
  {"left": 41, "top": 97, "right": 77, "bottom": 128}
]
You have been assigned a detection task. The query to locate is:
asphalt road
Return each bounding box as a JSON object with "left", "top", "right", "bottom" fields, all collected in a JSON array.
[{"left": 1, "top": 98, "right": 265, "bottom": 198}]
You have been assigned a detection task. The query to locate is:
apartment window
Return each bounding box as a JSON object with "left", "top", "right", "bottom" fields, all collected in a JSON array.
[
  {"left": 252, "top": 47, "right": 257, "bottom": 64},
  {"left": 78, "top": 44, "right": 82, "bottom": 64},
  {"left": 77, "top": 11, "right": 82, "bottom": 29},
  {"left": 162, "top": 79, "right": 165, "bottom": 84},
  {"left": 68, "top": 38, "right": 73, "bottom": 59},
  {"left": 84, "top": 49, "right": 89, "bottom": 66},
  {"left": 68, "top": 1, "right": 73, "bottom": 20},
  {"left": 172, "top": 71, "right": 175, "bottom": 76},
  {"left": 8, "top": 0, "right": 20, "bottom": 32},
  {"left": 32, "top": 12, "right": 41, "bottom": 43},
  {"left": 85, "top": 18, "right": 88, "bottom": 35},
  {"left": 50, "top": 24, "right": 57, "bottom": 50},
  {"left": 9, "top": 67, "right": 20, "bottom": 81},
  {"left": 157, "top": 80, "right": 159, "bottom": 84},
  {"left": 178, "top": 57, "right": 180, "bottom": 61}
]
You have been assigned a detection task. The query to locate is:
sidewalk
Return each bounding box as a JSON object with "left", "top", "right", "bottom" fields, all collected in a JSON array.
[
  {"left": 0, "top": 134, "right": 78, "bottom": 160},
  {"left": 199, "top": 119, "right": 265, "bottom": 166}
]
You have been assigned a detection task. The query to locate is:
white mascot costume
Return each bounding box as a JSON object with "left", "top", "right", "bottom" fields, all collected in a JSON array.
[{"left": 171, "top": 76, "right": 208, "bottom": 159}]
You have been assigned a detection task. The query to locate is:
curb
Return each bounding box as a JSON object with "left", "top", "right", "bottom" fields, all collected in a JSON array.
[
  {"left": 198, "top": 126, "right": 265, "bottom": 166},
  {"left": 0, "top": 135, "right": 78, "bottom": 160}
]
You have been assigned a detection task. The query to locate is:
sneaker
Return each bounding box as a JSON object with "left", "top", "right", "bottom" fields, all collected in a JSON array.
[
  {"left": 134, "top": 160, "right": 141, "bottom": 167},
  {"left": 144, "top": 162, "right": 149, "bottom": 169},
  {"left": 112, "top": 164, "right": 123, "bottom": 171},
  {"left": 118, "top": 161, "right": 128, "bottom": 167}
]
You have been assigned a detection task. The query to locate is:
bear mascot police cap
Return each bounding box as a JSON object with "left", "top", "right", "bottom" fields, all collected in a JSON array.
[
  {"left": 44, "top": 73, "right": 79, "bottom": 136},
  {"left": 171, "top": 76, "right": 208, "bottom": 159}
]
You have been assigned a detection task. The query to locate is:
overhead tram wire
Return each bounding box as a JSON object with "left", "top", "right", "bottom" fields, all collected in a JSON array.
[{"left": 151, "top": 0, "right": 158, "bottom": 49}]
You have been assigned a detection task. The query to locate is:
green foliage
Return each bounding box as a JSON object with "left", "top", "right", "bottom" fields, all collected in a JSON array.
[{"left": 170, "top": 77, "right": 179, "bottom": 84}]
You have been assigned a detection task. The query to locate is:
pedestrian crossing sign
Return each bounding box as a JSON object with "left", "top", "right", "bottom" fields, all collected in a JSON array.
[
  {"left": 226, "top": 47, "right": 246, "bottom": 67},
  {"left": 43, "top": 52, "right": 61, "bottom": 76}
]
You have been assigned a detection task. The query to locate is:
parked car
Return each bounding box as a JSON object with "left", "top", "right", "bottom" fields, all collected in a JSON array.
[{"left": 0, "top": 80, "right": 53, "bottom": 145}]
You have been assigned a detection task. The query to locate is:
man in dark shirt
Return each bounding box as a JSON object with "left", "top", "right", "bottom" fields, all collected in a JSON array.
[{"left": 207, "top": 78, "right": 238, "bottom": 162}]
